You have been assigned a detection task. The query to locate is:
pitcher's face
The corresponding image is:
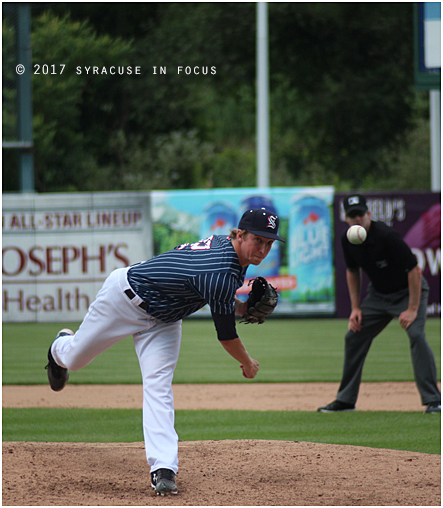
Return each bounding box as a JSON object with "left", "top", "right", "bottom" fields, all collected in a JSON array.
[{"left": 237, "top": 232, "right": 274, "bottom": 267}]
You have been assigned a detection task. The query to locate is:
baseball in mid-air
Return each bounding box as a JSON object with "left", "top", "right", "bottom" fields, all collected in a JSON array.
[{"left": 347, "top": 225, "right": 367, "bottom": 245}]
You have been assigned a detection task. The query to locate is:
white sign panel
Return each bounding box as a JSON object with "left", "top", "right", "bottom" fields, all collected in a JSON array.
[
  {"left": 424, "top": 2, "right": 441, "bottom": 69},
  {"left": 2, "top": 192, "right": 152, "bottom": 322}
]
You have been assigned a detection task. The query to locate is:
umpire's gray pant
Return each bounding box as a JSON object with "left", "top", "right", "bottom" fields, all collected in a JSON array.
[{"left": 337, "top": 277, "right": 441, "bottom": 406}]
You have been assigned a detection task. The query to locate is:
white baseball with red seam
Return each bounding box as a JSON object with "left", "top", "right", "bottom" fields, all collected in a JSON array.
[{"left": 347, "top": 225, "right": 367, "bottom": 244}]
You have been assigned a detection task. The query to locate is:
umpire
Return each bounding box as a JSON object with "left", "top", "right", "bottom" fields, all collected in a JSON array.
[{"left": 318, "top": 194, "right": 441, "bottom": 414}]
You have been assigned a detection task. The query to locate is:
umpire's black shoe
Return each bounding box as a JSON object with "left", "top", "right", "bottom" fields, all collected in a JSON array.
[
  {"left": 424, "top": 403, "right": 441, "bottom": 414},
  {"left": 45, "top": 329, "right": 73, "bottom": 392},
  {"left": 151, "top": 469, "right": 178, "bottom": 496},
  {"left": 317, "top": 400, "right": 356, "bottom": 412}
]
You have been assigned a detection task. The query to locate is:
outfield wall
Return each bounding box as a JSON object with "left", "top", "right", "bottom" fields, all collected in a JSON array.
[
  {"left": 3, "top": 187, "right": 335, "bottom": 322},
  {"left": 2, "top": 192, "right": 152, "bottom": 322},
  {"left": 2, "top": 189, "right": 440, "bottom": 322},
  {"left": 334, "top": 192, "right": 441, "bottom": 318}
]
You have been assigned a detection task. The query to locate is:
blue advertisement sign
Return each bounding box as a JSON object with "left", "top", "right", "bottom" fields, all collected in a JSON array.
[{"left": 151, "top": 187, "right": 335, "bottom": 316}]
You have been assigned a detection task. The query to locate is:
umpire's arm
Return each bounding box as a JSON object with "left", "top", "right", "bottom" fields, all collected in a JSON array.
[
  {"left": 346, "top": 268, "right": 363, "bottom": 332},
  {"left": 399, "top": 265, "right": 422, "bottom": 330}
]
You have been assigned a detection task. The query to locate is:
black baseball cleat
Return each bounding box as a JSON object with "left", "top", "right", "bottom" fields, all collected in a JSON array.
[
  {"left": 317, "top": 400, "right": 357, "bottom": 412},
  {"left": 151, "top": 469, "right": 178, "bottom": 496},
  {"left": 424, "top": 403, "right": 441, "bottom": 414},
  {"left": 45, "top": 329, "right": 73, "bottom": 392}
]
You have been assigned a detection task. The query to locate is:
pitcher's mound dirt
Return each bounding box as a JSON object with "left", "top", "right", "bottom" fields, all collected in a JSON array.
[
  {"left": 3, "top": 383, "right": 441, "bottom": 506},
  {"left": 2, "top": 440, "right": 440, "bottom": 506}
]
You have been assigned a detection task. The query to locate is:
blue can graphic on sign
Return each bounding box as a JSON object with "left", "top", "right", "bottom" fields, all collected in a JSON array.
[
  {"left": 200, "top": 202, "right": 237, "bottom": 239},
  {"left": 289, "top": 195, "right": 334, "bottom": 304}
]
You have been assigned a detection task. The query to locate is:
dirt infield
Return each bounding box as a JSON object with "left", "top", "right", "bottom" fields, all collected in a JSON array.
[
  {"left": 3, "top": 383, "right": 441, "bottom": 506},
  {"left": 3, "top": 381, "right": 439, "bottom": 411}
]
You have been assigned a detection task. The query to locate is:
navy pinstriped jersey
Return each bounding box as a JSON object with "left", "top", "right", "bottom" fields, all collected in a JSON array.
[{"left": 127, "top": 235, "right": 247, "bottom": 323}]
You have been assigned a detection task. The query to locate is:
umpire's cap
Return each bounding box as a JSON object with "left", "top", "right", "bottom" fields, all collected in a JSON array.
[
  {"left": 343, "top": 194, "right": 368, "bottom": 216},
  {"left": 238, "top": 208, "right": 285, "bottom": 242}
]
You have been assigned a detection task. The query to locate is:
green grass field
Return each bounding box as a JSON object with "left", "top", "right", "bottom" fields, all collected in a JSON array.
[
  {"left": 3, "top": 318, "right": 441, "bottom": 384},
  {"left": 3, "top": 408, "right": 440, "bottom": 454},
  {"left": 3, "top": 318, "right": 441, "bottom": 454}
]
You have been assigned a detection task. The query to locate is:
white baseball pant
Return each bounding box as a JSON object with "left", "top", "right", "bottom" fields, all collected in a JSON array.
[{"left": 51, "top": 266, "right": 182, "bottom": 473}]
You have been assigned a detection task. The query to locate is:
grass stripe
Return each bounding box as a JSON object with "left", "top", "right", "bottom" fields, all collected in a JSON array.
[
  {"left": 2, "top": 319, "right": 441, "bottom": 384},
  {"left": 3, "top": 408, "right": 440, "bottom": 455}
]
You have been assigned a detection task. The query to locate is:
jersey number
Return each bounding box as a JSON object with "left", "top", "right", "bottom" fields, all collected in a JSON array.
[
  {"left": 190, "top": 235, "right": 214, "bottom": 250},
  {"left": 176, "top": 235, "right": 214, "bottom": 251}
]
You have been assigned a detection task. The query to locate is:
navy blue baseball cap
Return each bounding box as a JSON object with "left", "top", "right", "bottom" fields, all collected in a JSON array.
[{"left": 238, "top": 208, "right": 285, "bottom": 242}]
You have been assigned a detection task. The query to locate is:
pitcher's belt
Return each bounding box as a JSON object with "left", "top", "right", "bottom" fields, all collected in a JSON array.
[{"left": 124, "top": 289, "right": 148, "bottom": 312}]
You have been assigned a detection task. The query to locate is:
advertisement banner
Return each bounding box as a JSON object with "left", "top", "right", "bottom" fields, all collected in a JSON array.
[
  {"left": 151, "top": 186, "right": 335, "bottom": 316},
  {"left": 2, "top": 192, "right": 152, "bottom": 322},
  {"left": 334, "top": 192, "right": 441, "bottom": 318}
]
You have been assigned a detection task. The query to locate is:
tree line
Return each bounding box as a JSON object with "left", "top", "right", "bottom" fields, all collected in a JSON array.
[{"left": 2, "top": 2, "right": 431, "bottom": 193}]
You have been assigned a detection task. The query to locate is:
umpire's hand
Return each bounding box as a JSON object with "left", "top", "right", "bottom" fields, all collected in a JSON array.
[
  {"left": 399, "top": 309, "right": 418, "bottom": 330},
  {"left": 348, "top": 309, "right": 363, "bottom": 332}
]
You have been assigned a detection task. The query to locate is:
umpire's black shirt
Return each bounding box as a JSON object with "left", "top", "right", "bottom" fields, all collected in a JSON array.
[{"left": 341, "top": 221, "right": 418, "bottom": 294}]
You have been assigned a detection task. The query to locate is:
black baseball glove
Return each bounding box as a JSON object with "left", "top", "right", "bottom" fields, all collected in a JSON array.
[{"left": 241, "top": 276, "right": 279, "bottom": 324}]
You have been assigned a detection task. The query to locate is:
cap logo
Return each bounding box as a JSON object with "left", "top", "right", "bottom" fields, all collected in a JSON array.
[
  {"left": 348, "top": 197, "right": 360, "bottom": 205},
  {"left": 267, "top": 215, "right": 277, "bottom": 230}
]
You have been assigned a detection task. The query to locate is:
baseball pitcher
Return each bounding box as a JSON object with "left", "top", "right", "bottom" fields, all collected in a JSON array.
[{"left": 46, "top": 208, "right": 284, "bottom": 495}]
